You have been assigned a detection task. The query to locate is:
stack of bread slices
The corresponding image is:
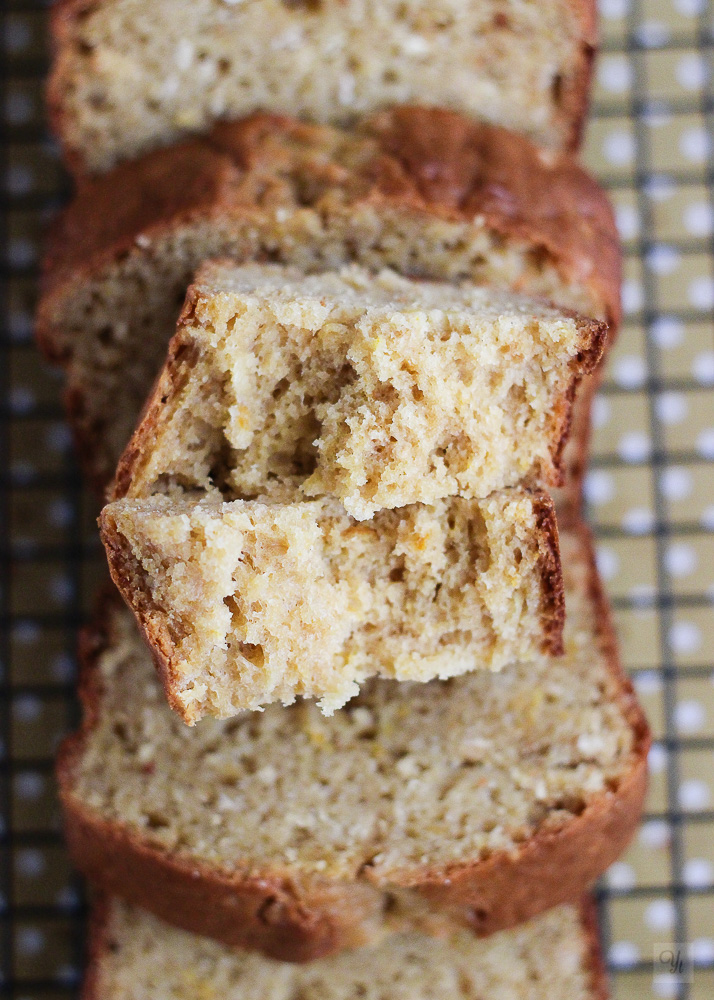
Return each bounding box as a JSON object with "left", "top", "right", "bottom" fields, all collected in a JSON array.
[{"left": 39, "top": 2, "right": 650, "bottom": 997}]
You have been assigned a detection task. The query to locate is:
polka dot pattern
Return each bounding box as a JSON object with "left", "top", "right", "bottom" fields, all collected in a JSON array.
[
  {"left": 0, "top": 0, "right": 711, "bottom": 995},
  {"left": 586, "top": 3, "right": 714, "bottom": 992}
]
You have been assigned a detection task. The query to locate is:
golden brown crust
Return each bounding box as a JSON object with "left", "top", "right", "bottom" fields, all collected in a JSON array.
[
  {"left": 38, "top": 107, "right": 621, "bottom": 324},
  {"left": 94, "top": 522, "right": 191, "bottom": 721},
  {"left": 361, "top": 107, "right": 618, "bottom": 323},
  {"left": 530, "top": 492, "right": 565, "bottom": 658},
  {"left": 110, "top": 314, "right": 201, "bottom": 502},
  {"left": 38, "top": 137, "right": 245, "bottom": 331},
  {"left": 554, "top": 367, "right": 603, "bottom": 528},
  {"left": 547, "top": 318, "right": 607, "bottom": 512},
  {"left": 58, "top": 523, "right": 648, "bottom": 960}
]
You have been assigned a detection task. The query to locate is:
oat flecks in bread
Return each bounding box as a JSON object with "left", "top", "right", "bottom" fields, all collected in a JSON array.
[
  {"left": 50, "top": 0, "right": 596, "bottom": 174},
  {"left": 114, "top": 261, "right": 604, "bottom": 515},
  {"left": 58, "top": 526, "right": 649, "bottom": 958},
  {"left": 84, "top": 898, "right": 608, "bottom": 1000},
  {"left": 36, "top": 109, "right": 621, "bottom": 491},
  {"left": 100, "top": 489, "right": 564, "bottom": 720}
]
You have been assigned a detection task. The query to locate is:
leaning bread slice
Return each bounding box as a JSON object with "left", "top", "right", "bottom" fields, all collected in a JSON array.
[
  {"left": 113, "top": 262, "right": 605, "bottom": 517},
  {"left": 84, "top": 898, "right": 609, "bottom": 1000},
  {"left": 50, "top": 0, "right": 596, "bottom": 175},
  {"left": 100, "top": 488, "right": 564, "bottom": 720},
  {"left": 36, "top": 109, "right": 621, "bottom": 491},
  {"left": 58, "top": 525, "right": 648, "bottom": 959}
]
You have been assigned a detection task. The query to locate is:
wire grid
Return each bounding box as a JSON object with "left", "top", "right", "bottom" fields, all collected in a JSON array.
[{"left": 1, "top": 0, "right": 714, "bottom": 997}]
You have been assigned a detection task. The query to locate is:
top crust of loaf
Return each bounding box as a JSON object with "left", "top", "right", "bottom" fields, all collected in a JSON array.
[
  {"left": 38, "top": 107, "right": 621, "bottom": 333},
  {"left": 82, "top": 897, "right": 609, "bottom": 1000},
  {"left": 49, "top": 0, "right": 597, "bottom": 174}
]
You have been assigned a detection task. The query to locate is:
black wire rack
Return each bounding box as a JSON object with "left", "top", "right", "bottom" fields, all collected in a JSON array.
[{"left": 1, "top": 0, "right": 713, "bottom": 997}]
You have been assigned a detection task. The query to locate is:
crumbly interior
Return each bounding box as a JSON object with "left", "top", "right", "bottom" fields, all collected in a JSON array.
[
  {"left": 126, "top": 262, "right": 589, "bottom": 517},
  {"left": 45, "top": 199, "right": 600, "bottom": 490},
  {"left": 55, "top": 0, "right": 584, "bottom": 171},
  {"left": 102, "top": 490, "right": 555, "bottom": 719},
  {"left": 74, "top": 531, "right": 636, "bottom": 881},
  {"left": 94, "top": 900, "right": 594, "bottom": 1000}
]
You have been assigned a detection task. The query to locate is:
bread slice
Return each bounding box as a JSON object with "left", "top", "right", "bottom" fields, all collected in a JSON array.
[
  {"left": 100, "top": 489, "right": 564, "bottom": 720},
  {"left": 100, "top": 260, "right": 597, "bottom": 718},
  {"left": 36, "top": 109, "right": 621, "bottom": 492},
  {"left": 112, "top": 261, "right": 605, "bottom": 516},
  {"left": 49, "top": 0, "right": 596, "bottom": 175},
  {"left": 58, "top": 524, "right": 648, "bottom": 960},
  {"left": 83, "top": 898, "right": 608, "bottom": 1000}
]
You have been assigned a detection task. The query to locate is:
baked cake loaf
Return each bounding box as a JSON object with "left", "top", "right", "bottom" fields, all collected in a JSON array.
[
  {"left": 112, "top": 261, "right": 604, "bottom": 516},
  {"left": 36, "top": 109, "right": 621, "bottom": 493},
  {"left": 84, "top": 898, "right": 609, "bottom": 1000},
  {"left": 100, "top": 489, "right": 564, "bottom": 720},
  {"left": 58, "top": 525, "right": 648, "bottom": 959},
  {"left": 49, "top": 0, "right": 596, "bottom": 175}
]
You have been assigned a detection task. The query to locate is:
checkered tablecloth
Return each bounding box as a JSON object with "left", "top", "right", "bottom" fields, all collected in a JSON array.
[{"left": 1, "top": 1, "right": 713, "bottom": 997}]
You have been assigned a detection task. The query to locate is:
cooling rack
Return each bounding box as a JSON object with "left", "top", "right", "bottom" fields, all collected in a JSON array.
[{"left": 1, "top": 0, "right": 713, "bottom": 996}]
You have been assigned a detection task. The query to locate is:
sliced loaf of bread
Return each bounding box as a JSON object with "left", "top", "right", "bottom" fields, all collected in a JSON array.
[
  {"left": 50, "top": 0, "right": 596, "bottom": 174},
  {"left": 100, "top": 489, "right": 564, "bottom": 720},
  {"left": 84, "top": 898, "right": 608, "bottom": 999},
  {"left": 58, "top": 525, "right": 648, "bottom": 960},
  {"left": 36, "top": 110, "right": 620, "bottom": 493},
  {"left": 99, "top": 259, "right": 601, "bottom": 718},
  {"left": 111, "top": 262, "right": 604, "bottom": 515}
]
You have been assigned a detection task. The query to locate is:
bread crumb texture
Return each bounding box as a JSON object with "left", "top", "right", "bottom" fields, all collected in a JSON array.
[
  {"left": 93, "top": 899, "right": 594, "bottom": 1000},
  {"left": 53, "top": 0, "right": 586, "bottom": 171},
  {"left": 73, "top": 531, "right": 636, "bottom": 882},
  {"left": 123, "top": 262, "right": 596, "bottom": 515},
  {"left": 101, "top": 489, "right": 559, "bottom": 718}
]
